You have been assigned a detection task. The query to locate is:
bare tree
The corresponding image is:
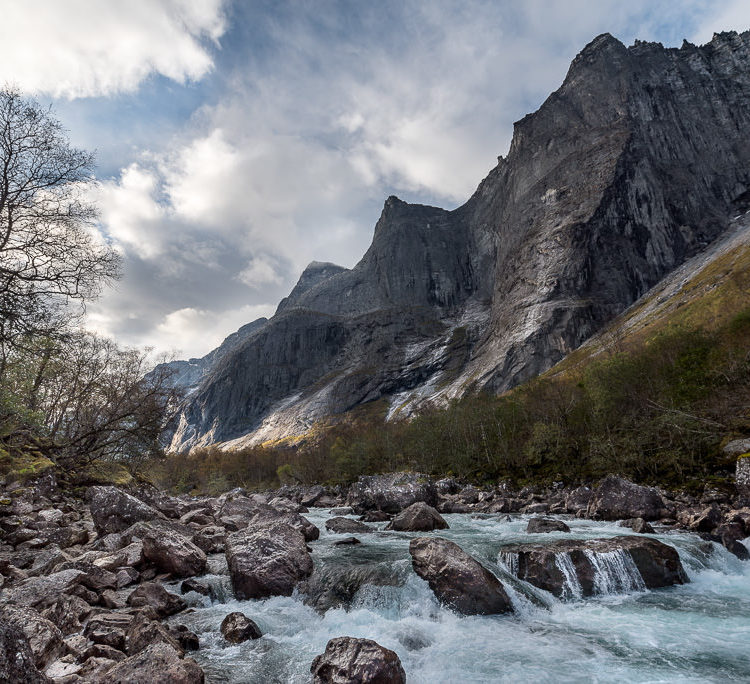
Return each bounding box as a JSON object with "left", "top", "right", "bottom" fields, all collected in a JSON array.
[{"left": 0, "top": 87, "right": 120, "bottom": 359}]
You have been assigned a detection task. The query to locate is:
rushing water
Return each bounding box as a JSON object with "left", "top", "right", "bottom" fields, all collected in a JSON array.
[{"left": 166, "top": 511, "right": 750, "bottom": 683}]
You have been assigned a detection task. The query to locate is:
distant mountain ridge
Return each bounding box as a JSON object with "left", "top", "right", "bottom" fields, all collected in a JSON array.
[{"left": 165, "top": 30, "right": 750, "bottom": 451}]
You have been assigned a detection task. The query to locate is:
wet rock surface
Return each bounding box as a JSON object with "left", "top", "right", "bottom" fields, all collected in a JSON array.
[
  {"left": 410, "top": 537, "right": 513, "bottom": 615},
  {"left": 325, "top": 516, "right": 374, "bottom": 534},
  {"left": 311, "top": 636, "right": 406, "bottom": 684},
  {"left": 500, "top": 536, "right": 688, "bottom": 598},
  {"left": 386, "top": 501, "right": 449, "bottom": 532},
  {"left": 526, "top": 517, "right": 571, "bottom": 534},
  {"left": 220, "top": 612, "right": 262, "bottom": 643}
]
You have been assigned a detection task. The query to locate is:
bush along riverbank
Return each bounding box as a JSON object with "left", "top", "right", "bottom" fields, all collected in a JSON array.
[{"left": 0, "top": 469, "right": 748, "bottom": 681}]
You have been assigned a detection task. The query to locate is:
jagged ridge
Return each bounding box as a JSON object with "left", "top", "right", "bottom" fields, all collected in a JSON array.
[{"left": 167, "top": 30, "right": 750, "bottom": 451}]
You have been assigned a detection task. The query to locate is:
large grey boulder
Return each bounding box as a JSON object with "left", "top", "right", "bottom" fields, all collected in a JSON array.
[
  {"left": 1, "top": 568, "right": 87, "bottom": 609},
  {"left": 348, "top": 472, "right": 437, "bottom": 513},
  {"left": 88, "top": 486, "right": 164, "bottom": 535},
  {"left": 0, "top": 605, "right": 64, "bottom": 670},
  {"left": 0, "top": 617, "right": 50, "bottom": 683},
  {"left": 499, "top": 536, "right": 688, "bottom": 598},
  {"left": 587, "top": 476, "right": 665, "bottom": 521},
  {"left": 386, "top": 502, "right": 449, "bottom": 532},
  {"left": 225, "top": 522, "right": 313, "bottom": 600},
  {"left": 251, "top": 506, "right": 320, "bottom": 542},
  {"left": 325, "top": 517, "right": 374, "bottom": 534},
  {"left": 98, "top": 642, "right": 204, "bottom": 684},
  {"left": 127, "top": 582, "right": 186, "bottom": 617},
  {"left": 141, "top": 529, "right": 207, "bottom": 578},
  {"left": 409, "top": 537, "right": 513, "bottom": 614},
  {"left": 311, "top": 636, "right": 406, "bottom": 684}
]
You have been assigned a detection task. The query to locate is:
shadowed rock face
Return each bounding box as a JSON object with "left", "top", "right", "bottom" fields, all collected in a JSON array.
[
  {"left": 410, "top": 537, "right": 513, "bottom": 615},
  {"left": 168, "top": 31, "right": 750, "bottom": 450}
]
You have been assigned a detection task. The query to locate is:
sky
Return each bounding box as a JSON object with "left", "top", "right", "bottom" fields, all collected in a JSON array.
[{"left": 0, "top": 0, "right": 748, "bottom": 360}]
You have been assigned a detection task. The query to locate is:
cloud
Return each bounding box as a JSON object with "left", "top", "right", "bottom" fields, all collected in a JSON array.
[
  {"left": 0, "top": 0, "right": 226, "bottom": 98},
  {"left": 75, "top": 0, "right": 749, "bottom": 360},
  {"left": 691, "top": 0, "right": 750, "bottom": 44}
]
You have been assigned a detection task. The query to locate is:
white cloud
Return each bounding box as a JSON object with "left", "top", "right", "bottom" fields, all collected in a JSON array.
[
  {"left": 691, "top": 0, "right": 750, "bottom": 44},
  {"left": 0, "top": 0, "right": 226, "bottom": 98},
  {"left": 237, "top": 256, "right": 283, "bottom": 287},
  {"left": 96, "top": 164, "right": 166, "bottom": 259},
  {"left": 151, "top": 304, "right": 274, "bottom": 359},
  {"left": 77, "top": 0, "right": 749, "bottom": 360}
]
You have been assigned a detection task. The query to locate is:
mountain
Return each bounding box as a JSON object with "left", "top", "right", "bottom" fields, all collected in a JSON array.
[
  {"left": 150, "top": 317, "right": 268, "bottom": 394},
  {"left": 167, "top": 30, "right": 750, "bottom": 452}
]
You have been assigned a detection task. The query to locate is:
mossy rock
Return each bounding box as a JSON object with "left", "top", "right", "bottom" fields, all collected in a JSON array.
[{"left": 3, "top": 453, "right": 55, "bottom": 483}]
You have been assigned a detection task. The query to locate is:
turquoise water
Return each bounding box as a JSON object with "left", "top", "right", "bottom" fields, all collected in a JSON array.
[{"left": 167, "top": 512, "right": 750, "bottom": 683}]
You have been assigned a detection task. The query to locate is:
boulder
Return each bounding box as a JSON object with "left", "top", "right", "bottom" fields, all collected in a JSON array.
[
  {"left": 348, "top": 472, "right": 437, "bottom": 513},
  {"left": 300, "top": 563, "right": 402, "bottom": 613},
  {"left": 587, "top": 476, "right": 664, "bottom": 521},
  {"left": 526, "top": 517, "right": 570, "bottom": 534},
  {"left": 141, "top": 530, "right": 207, "bottom": 578},
  {"left": 714, "top": 522, "right": 750, "bottom": 560},
  {"left": 409, "top": 537, "right": 513, "bottom": 615},
  {"left": 40, "top": 594, "right": 93, "bottom": 635},
  {"left": 169, "top": 625, "right": 200, "bottom": 652},
  {"left": 0, "top": 617, "right": 50, "bottom": 683},
  {"left": 127, "top": 613, "right": 183, "bottom": 656},
  {"left": 499, "top": 536, "right": 688, "bottom": 598},
  {"left": 334, "top": 537, "right": 361, "bottom": 546},
  {"left": 386, "top": 502, "right": 449, "bottom": 532},
  {"left": 251, "top": 508, "right": 320, "bottom": 542},
  {"left": 1, "top": 568, "right": 87, "bottom": 608},
  {"left": 311, "top": 637, "right": 406, "bottom": 684},
  {"left": 127, "top": 582, "right": 187, "bottom": 617},
  {"left": 99, "top": 642, "right": 204, "bottom": 684},
  {"left": 88, "top": 486, "right": 164, "bottom": 535},
  {"left": 619, "top": 518, "right": 655, "bottom": 534},
  {"left": 220, "top": 612, "right": 262, "bottom": 643},
  {"left": 689, "top": 504, "right": 723, "bottom": 533},
  {"left": 192, "top": 526, "right": 226, "bottom": 554},
  {"left": 225, "top": 522, "right": 313, "bottom": 600},
  {"left": 564, "top": 486, "right": 593, "bottom": 514},
  {"left": 0, "top": 605, "right": 64, "bottom": 670},
  {"left": 325, "top": 517, "right": 374, "bottom": 534},
  {"left": 360, "top": 510, "right": 391, "bottom": 522},
  {"left": 84, "top": 613, "right": 130, "bottom": 651}
]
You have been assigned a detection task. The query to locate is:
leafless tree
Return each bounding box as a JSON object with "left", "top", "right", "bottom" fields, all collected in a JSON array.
[{"left": 0, "top": 87, "right": 120, "bottom": 361}]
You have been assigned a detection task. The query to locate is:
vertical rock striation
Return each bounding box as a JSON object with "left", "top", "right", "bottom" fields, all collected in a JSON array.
[{"left": 168, "top": 31, "right": 750, "bottom": 451}]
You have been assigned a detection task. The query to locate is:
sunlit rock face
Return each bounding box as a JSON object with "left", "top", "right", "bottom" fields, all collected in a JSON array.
[{"left": 168, "top": 31, "right": 750, "bottom": 451}]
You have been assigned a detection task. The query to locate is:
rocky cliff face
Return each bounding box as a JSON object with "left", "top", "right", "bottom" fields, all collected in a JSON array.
[{"left": 168, "top": 30, "right": 750, "bottom": 451}]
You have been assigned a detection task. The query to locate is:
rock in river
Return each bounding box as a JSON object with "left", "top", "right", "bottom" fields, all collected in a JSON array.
[
  {"left": 386, "top": 502, "right": 449, "bottom": 532},
  {"left": 311, "top": 636, "right": 406, "bottom": 684},
  {"left": 409, "top": 537, "right": 513, "bottom": 615},
  {"left": 220, "top": 612, "right": 262, "bottom": 643},
  {"left": 499, "top": 536, "right": 688, "bottom": 598},
  {"left": 526, "top": 517, "right": 570, "bottom": 534},
  {"left": 225, "top": 522, "right": 313, "bottom": 600}
]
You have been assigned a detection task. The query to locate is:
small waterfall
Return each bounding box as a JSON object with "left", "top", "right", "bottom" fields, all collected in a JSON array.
[
  {"left": 584, "top": 549, "right": 646, "bottom": 595},
  {"left": 554, "top": 552, "right": 582, "bottom": 600},
  {"left": 498, "top": 551, "right": 519, "bottom": 577}
]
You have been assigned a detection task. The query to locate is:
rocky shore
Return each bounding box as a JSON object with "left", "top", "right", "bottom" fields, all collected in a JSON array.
[{"left": 0, "top": 470, "right": 747, "bottom": 682}]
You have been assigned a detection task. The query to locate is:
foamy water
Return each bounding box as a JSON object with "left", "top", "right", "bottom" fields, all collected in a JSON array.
[{"left": 166, "top": 512, "right": 750, "bottom": 683}]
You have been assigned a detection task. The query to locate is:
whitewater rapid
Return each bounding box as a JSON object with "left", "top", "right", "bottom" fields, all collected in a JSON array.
[{"left": 166, "top": 511, "right": 750, "bottom": 683}]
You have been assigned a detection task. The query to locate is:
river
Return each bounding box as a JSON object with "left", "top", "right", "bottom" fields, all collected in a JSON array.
[{"left": 166, "top": 510, "right": 750, "bottom": 683}]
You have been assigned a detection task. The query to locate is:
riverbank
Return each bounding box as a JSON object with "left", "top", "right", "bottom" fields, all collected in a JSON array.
[{"left": 0, "top": 471, "right": 748, "bottom": 681}]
